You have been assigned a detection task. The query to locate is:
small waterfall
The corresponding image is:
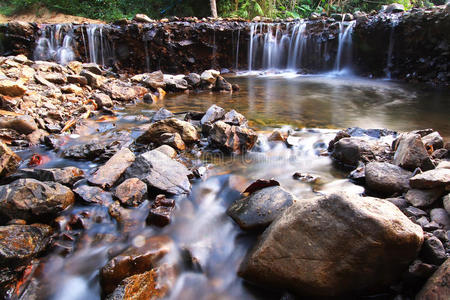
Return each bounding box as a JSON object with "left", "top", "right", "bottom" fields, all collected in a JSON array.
[
  {"left": 34, "top": 24, "right": 75, "bottom": 65},
  {"left": 248, "top": 23, "right": 256, "bottom": 71},
  {"left": 235, "top": 28, "right": 241, "bottom": 70},
  {"left": 144, "top": 40, "right": 150, "bottom": 72},
  {"left": 85, "top": 24, "right": 114, "bottom": 66},
  {"left": 211, "top": 25, "right": 217, "bottom": 69},
  {"left": 334, "top": 19, "right": 356, "bottom": 72},
  {"left": 287, "top": 22, "right": 307, "bottom": 69},
  {"left": 385, "top": 18, "right": 399, "bottom": 79}
]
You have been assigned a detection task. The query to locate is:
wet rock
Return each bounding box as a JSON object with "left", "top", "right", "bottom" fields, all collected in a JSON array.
[
  {"left": 393, "top": 133, "right": 434, "bottom": 171},
  {"left": 213, "top": 76, "right": 232, "bottom": 92},
  {"left": 144, "top": 71, "right": 165, "bottom": 90},
  {"left": 81, "top": 63, "right": 102, "bottom": 75},
  {"left": 422, "top": 132, "right": 444, "bottom": 150},
  {"left": 405, "top": 188, "right": 445, "bottom": 208},
  {"left": 73, "top": 185, "right": 113, "bottom": 206},
  {"left": 268, "top": 130, "right": 288, "bottom": 142},
  {"left": 239, "top": 192, "right": 423, "bottom": 297},
  {"left": 102, "top": 81, "right": 147, "bottom": 102},
  {"left": 200, "top": 70, "right": 219, "bottom": 84},
  {"left": 0, "top": 142, "right": 20, "bottom": 177},
  {"left": 227, "top": 186, "right": 295, "bottom": 231},
  {"left": 108, "top": 201, "right": 145, "bottom": 234},
  {"left": 420, "top": 236, "right": 447, "bottom": 265},
  {"left": 223, "top": 110, "right": 247, "bottom": 126},
  {"left": 92, "top": 93, "right": 113, "bottom": 109},
  {"left": 163, "top": 75, "right": 188, "bottom": 91},
  {"left": 100, "top": 235, "right": 173, "bottom": 295},
  {"left": 0, "top": 224, "right": 52, "bottom": 267},
  {"left": 331, "top": 137, "right": 391, "bottom": 167},
  {"left": 0, "top": 115, "right": 37, "bottom": 135},
  {"left": 416, "top": 258, "right": 450, "bottom": 299},
  {"left": 430, "top": 208, "right": 450, "bottom": 229},
  {"left": 184, "top": 73, "right": 201, "bottom": 88},
  {"left": 136, "top": 118, "right": 199, "bottom": 145},
  {"left": 208, "top": 121, "right": 258, "bottom": 154},
  {"left": 124, "top": 149, "right": 191, "bottom": 195},
  {"left": 147, "top": 206, "right": 174, "bottom": 227},
  {"left": 243, "top": 179, "right": 280, "bottom": 195},
  {"left": 151, "top": 108, "right": 173, "bottom": 122},
  {"left": 158, "top": 132, "right": 186, "bottom": 151},
  {"left": 0, "top": 179, "right": 75, "bottom": 222},
  {"left": 115, "top": 178, "right": 147, "bottom": 207},
  {"left": 154, "top": 145, "right": 177, "bottom": 159},
  {"left": 365, "top": 162, "right": 412, "bottom": 196},
  {"left": 61, "top": 140, "right": 112, "bottom": 160},
  {"left": 11, "top": 167, "right": 84, "bottom": 187},
  {"left": 410, "top": 168, "right": 450, "bottom": 189},
  {"left": 80, "top": 70, "right": 104, "bottom": 88},
  {"left": 0, "top": 79, "right": 26, "bottom": 97},
  {"left": 444, "top": 194, "right": 450, "bottom": 215},
  {"left": 200, "top": 105, "right": 225, "bottom": 125},
  {"left": 89, "top": 148, "right": 135, "bottom": 189}
]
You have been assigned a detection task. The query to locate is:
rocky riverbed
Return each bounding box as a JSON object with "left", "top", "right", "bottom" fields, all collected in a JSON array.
[{"left": 0, "top": 53, "right": 449, "bottom": 299}]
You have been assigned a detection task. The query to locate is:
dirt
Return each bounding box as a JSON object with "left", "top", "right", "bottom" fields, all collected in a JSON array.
[{"left": 0, "top": 8, "right": 103, "bottom": 24}]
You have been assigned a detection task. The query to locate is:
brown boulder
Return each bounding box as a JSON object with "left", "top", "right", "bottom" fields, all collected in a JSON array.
[
  {"left": 0, "top": 142, "right": 20, "bottom": 177},
  {"left": 136, "top": 118, "right": 199, "bottom": 145},
  {"left": 393, "top": 133, "right": 434, "bottom": 171},
  {"left": 416, "top": 258, "right": 450, "bottom": 300},
  {"left": 208, "top": 121, "right": 258, "bottom": 154},
  {"left": 115, "top": 178, "right": 148, "bottom": 207},
  {"left": 0, "top": 79, "right": 26, "bottom": 97}
]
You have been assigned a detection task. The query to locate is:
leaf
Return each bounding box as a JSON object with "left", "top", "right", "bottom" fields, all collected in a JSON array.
[{"left": 243, "top": 179, "right": 280, "bottom": 195}]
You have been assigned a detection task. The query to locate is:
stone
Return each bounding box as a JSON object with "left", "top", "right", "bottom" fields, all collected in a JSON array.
[
  {"left": 42, "top": 73, "right": 66, "bottom": 84},
  {"left": 410, "top": 168, "right": 450, "bottom": 189},
  {"left": 124, "top": 150, "right": 191, "bottom": 195},
  {"left": 0, "top": 179, "right": 75, "bottom": 222},
  {"left": 332, "top": 137, "right": 391, "bottom": 167},
  {"left": 151, "top": 108, "right": 173, "bottom": 122},
  {"left": 365, "top": 162, "right": 412, "bottom": 196},
  {"left": 92, "top": 92, "right": 113, "bottom": 109},
  {"left": 200, "top": 105, "right": 226, "bottom": 125},
  {"left": 268, "top": 130, "right": 288, "bottom": 142},
  {"left": 208, "top": 121, "right": 258, "bottom": 154},
  {"left": 0, "top": 142, "right": 20, "bottom": 177},
  {"left": 134, "top": 13, "right": 155, "bottom": 23},
  {"left": 420, "top": 236, "right": 447, "bottom": 265},
  {"left": 386, "top": 197, "right": 409, "bottom": 210},
  {"left": 432, "top": 148, "right": 448, "bottom": 159},
  {"left": 108, "top": 201, "right": 145, "bottom": 234},
  {"left": 67, "top": 61, "right": 83, "bottom": 74},
  {"left": 158, "top": 132, "right": 186, "bottom": 151},
  {"left": 81, "top": 63, "right": 103, "bottom": 75},
  {"left": 184, "top": 73, "right": 201, "bottom": 88},
  {"left": 34, "top": 74, "right": 58, "bottom": 89},
  {"left": 0, "top": 79, "right": 26, "bottom": 97},
  {"left": 405, "top": 206, "right": 428, "bottom": 218},
  {"left": 11, "top": 167, "right": 84, "bottom": 187},
  {"left": 407, "top": 259, "right": 436, "bottom": 279},
  {"left": 239, "top": 192, "right": 423, "bottom": 297},
  {"left": 100, "top": 235, "right": 173, "bottom": 295},
  {"left": 200, "top": 70, "right": 219, "bottom": 84},
  {"left": 67, "top": 75, "right": 88, "bottom": 86},
  {"left": 0, "top": 224, "right": 52, "bottom": 267},
  {"left": 147, "top": 206, "right": 174, "bottom": 227},
  {"left": 143, "top": 71, "right": 165, "bottom": 90},
  {"left": 136, "top": 118, "right": 199, "bottom": 145},
  {"left": 154, "top": 145, "right": 177, "bottom": 159},
  {"left": 381, "top": 3, "right": 405, "bottom": 14},
  {"left": 444, "top": 194, "right": 450, "bottom": 215},
  {"left": 61, "top": 84, "right": 83, "bottom": 95},
  {"left": 422, "top": 132, "right": 444, "bottom": 150},
  {"left": 416, "top": 258, "right": 450, "bottom": 300},
  {"left": 80, "top": 70, "right": 104, "bottom": 88},
  {"left": 405, "top": 188, "right": 445, "bottom": 208},
  {"left": 102, "top": 81, "right": 147, "bottom": 102},
  {"left": 0, "top": 115, "right": 38, "bottom": 135},
  {"left": 73, "top": 185, "right": 113, "bottom": 206},
  {"left": 213, "top": 76, "right": 232, "bottom": 91},
  {"left": 430, "top": 208, "right": 450, "bottom": 229},
  {"left": 115, "top": 178, "right": 147, "bottom": 207},
  {"left": 393, "top": 133, "right": 434, "bottom": 171},
  {"left": 89, "top": 148, "right": 135, "bottom": 189},
  {"left": 163, "top": 75, "right": 188, "bottom": 91},
  {"left": 227, "top": 186, "right": 295, "bottom": 231},
  {"left": 223, "top": 110, "right": 247, "bottom": 126}
]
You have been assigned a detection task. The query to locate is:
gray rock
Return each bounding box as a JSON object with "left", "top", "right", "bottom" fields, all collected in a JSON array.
[
  {"left": 73, "top": 185, "right": 113, "bottom": 206},
  {"left": 416, "top": 258, "right": 450, "bottom": 299},
  {"left": 393, "top": 133, "right": 434, "bottom": 171},
  {"left": 163, "top": 74, "right": 188, "bottom": 91},
  {"left": 381, "top": 3, "right": 405, "bottom": 13},
  {"left": 239, "top": 192, "right": 423, "bottom": 297},
  {"left": 422, "top": 132, "right": 444, "bottom": 150},
  {"left": 386, "top": 197, "right": 409, "bottom": 209},
  {"left": 0, "top": 179, "right": 75, "bottom": 222},
  {"left": 81, "top": 63, "right": 103, "bottom": 75},
  {"left": 208, "top": 121, "right": 258, "bottom": 154},
  {"left": 227, "top": 186, "right": 295, "bottom": 231},
  {"left": 184, "top": 73, "right": 201, "bottom": 88},
  {"left": 154, "top": 145, "right": 177, "bottom": 158},
  {"left": 421, "top": 236, "right": 447, "bottom": 265},
  {"left": 444, "top": 194, "right": 450, "bottom": 215},
  {"left": 223, "top": 110, "right": 247, "bottom": 126},
  {"left": 143, "top": 71, "right": 165, "bottom": 90},
  {"left": 365, "top": 162, "right": 412, "bottom": 196},
  {"left": 410, "top": 168, "right": 450, "bottom": 189},
  {"left": 430, "top": 208, "right": 450, "bottom": 229},
  {"left": 332, "top": 137, "right": 391, "bottom": 167},
  {"left": 405, "top": 188, "right": 445, "bottom": 208},
  {"left": 405, "top": 206, "right": 428, "bottom": 218},
  {"left": 124, "top": 150, "right": 191, "bottom": 194},
  {"left": 11, "top": 167, "right": 84, "bottom": 187},
  {"left": 200, "top": 104, "right": 226, "bottom": 125},
  {"left": 151, "top": 108, "right": 174, "bottom": 122}
]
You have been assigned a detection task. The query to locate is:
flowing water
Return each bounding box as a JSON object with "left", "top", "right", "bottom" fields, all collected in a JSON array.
[
  {"left": 12, "top": 73, "right": 449, "bottom": 300},
  {"left": 34, "top": 24, "right": 75, "bottom": 65}
]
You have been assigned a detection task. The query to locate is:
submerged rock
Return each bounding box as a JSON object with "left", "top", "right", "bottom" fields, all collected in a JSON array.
[
  {"left": 73, "top": 185, "right": 113, "bottom": 206},
  {"left": 239, "top": 192, "right": 423, "bottom": 297},
  {"left": 0, "top": 142, "right": 20, "bottom": 177},
  {"left": 365, "top": 162, "right": 412, "bottom": 196},
  {"left": 0, "top": 179, "right": 75, "bottom": 222},
  {"left": 151, "top": 108, "right": 174, "bottom": 123}
]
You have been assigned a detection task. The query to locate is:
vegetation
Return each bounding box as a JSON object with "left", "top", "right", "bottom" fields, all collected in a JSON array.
[{"left": 0, "top": 0, "right": 441, "bottom": 21}]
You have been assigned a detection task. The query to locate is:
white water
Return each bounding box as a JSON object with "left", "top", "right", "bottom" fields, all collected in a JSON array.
[
  {"left": 385, "top": 18, "right": 400, "bottom": 79},
  {"left": 334, "top": 20, "right": 356, "bottom": 72},
  {"left": 85, "top": 24, "right": 114, "bottom": 66},
  {"left": 34, "top": 24, "right": 75, "bottom": 65}
]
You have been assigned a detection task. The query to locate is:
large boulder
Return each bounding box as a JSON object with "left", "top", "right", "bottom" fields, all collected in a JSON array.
[
  {"left": 200, "top": 104, "right": 225, "bottom": 125},
  {"left": 422, "top": 131, "right": 444, "bottom": 150},
  {"left": 365, "top": 162, "right": 412, "bottom": 196},
  {"left": 136, "top": 118, "right": 199, "bottom": 145},
  {"left": 208, "top": 121, "right": 258, "bottom": 154},
  {"left": 227, "top": 186, "right": 295, "bottom": 231},
  {"left": 239, "top": 192, "right": 423, "bottom": 297},
  {"left": 409, "top": 168, "right": 450, "bottom": 189},
  {"left": 124, "top": 150, "right": 191, "bottom": 195},
  {"left": 11, "top": 167, "right": 84, "bottom": 187},
  {"left": 0, "top": 224, "right": 52, "bottom": 267},
  {"left": 416, "top": 258, "right": 450, "bottom": 299},
  {"left": 0, "top": 115, "right": 38, "bottom": 135},
  {"left": 393, "top": 133, "right": 434, "bottom": 171},
  {"left": 331, "top": 137, "right": 391, "bottom": 167},
  {"left": 0, "top": 179, "right": 75, "bottom": 222},
  {"left": 0, "top": 142, "right": 20, "bottom": 177}
]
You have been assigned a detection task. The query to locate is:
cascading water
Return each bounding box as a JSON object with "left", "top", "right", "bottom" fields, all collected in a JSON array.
[
  {"left": 85, "top": 24, "right": 114, "bottom": 66},
  {"left": 334, "top": 19, "right": 356, "bottom": 73},
  {"left": 385, "top": 17, "right": 399, "bottom": 79},
  {"left": 235, "top": 28, "right": 241, "bottom": 70},
  {"left": 34, "top": 24, "right": 75, "bottom": 65}
]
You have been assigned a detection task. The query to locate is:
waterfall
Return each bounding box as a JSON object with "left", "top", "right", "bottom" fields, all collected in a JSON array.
[
  {"left": 85, "top": 24, "right": 114, "bottom": 66},
  {"left": 334, "top": 20, "right": 356, "bottom": 72},
  {"left": 385, "top": 18, "right": 399, "bottom": 79},
  {"left": 235, "top": 28, "right": 241, "bottom": 70},
  {"left": 211, "top": 25, "right": 217, "bottom": 69},
  {"left": 34, "top": 24, "right": 75, "bottom": 65},
  {"left": 248, "top": 23, "right": 256, "bottom": 71}
]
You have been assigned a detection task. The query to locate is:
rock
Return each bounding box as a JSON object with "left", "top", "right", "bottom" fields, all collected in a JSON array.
[
  {"left": 108, "top": 201, "right": 145, "bottom": 234},
  {"left": 80, "top": 70, "right": 104, "bottom": 88},
  {"left": 430, "top": 208, "right": 450, "bottom": 229},
  {"left": 61, "top": 84, "right": 83, "bottom": 95},
  {"left": 432, "top": 148, "right": 448, "bottom": 159},
  {"left": 0, "top": 224, "right": 52, "bottom": 267},
  {"left": 34, "top": 74, "right": 57, "bottom": 89},
  {"left": 67, "top": 75, "right": 88, "bottom": 86},
  {"left": 163, "top": 75, "right": 188, "bottom": 91},
  {"left": 407, "top": 259, "right": 436, "bottom": 279},
  {"left": 208, "top": 121, "right": 258, "bottom": 154},
  {"left": 92, "top": 93, "right": 113, "bottom": 109},
  {"left": 136, "top": 118, "right": 199, "bottom": 145},
  {"left": 89, "top": 148, "right": 135, "bottom": 189},
  {"left": 365, "top": 162, "right": 412, "bottom": 196},
  {"left": 386, "top": 197, "right": 409, "bottom": 209},
  {"left": 213, "top": 76, "right": 232, "bottom": 91},
  {"left": 124, "top": 150, "right": 191, "bottom": 195},
  {"left": 73, "top": 185, "right": 113, "bottom": 206},
  {"left": 0, "top": 142, "right": 20, "bottom": 177},
  {"left": 405, "top": 188, "right": 445, "bottom": 208},
  {"left": 410, "top": 168, "right": 450, "bottom": 189},
  {"left": 147, "top": 206, "right": 174, "bottom": 227},
  {"left": 416, "top": 258, "right": 450, "bottom": 300},
  {"left": 227, "top": 186, "right": 295, "bottom": 231},
  {"left": 0, "top": 80, "right": 26, "bottom": 97},
  {"left": 157, "top": 132, "right": 185, "bottom": 151},
  {"left": 381, "top": 3, "right": 405, "bottom": 14},
  {"left": 154, "top": 145, "right": 177, "bottom": 159},
  {"left": 239, "top": 192, "right": 423, "bottom": 297},
  {"left": 422, "top": 132, "right": 444, "bottom": 150},
  {"left": 331, "top": 137, "right": 390, "bottom": 167},
  {"left": 184, "top": 73, "right": 201, "bottom": 88},
  {"left": 420, "top": 236, "right": 447, "bottom": 265},
  {"left": 0, "top": 115, "right": 38, "bottom": 135},
  {"left": 200, "top": 105, "right": 225, "bottom": 124},
  {"left": 200, "top": 70, "right": 219, "bottom": 84},
  {"left": 42, "top": 73, "right": 66, "bottom": 84},
  {"left": 134, "top": 14, "right": 155, "bottom": 23},
  {"left": 11, "top": 167, "right": 84, "bottom": 187},
  {"left": 82, "top": 63, "right": 102, "bottom": 75},
  {"left": 0, "top": 179, "right": 75, "bottom": 222},
  {"left": 405, "top": 206, "right": 428, "bottom": 218},
  {"left": 393, "top": 133, "right": 434, "bottom": 171},
  {"left": 102, "top": 81, "right": 147, "bottom": 102},
  {"left": 100, "top": 235, "right": 173, "bottom": 295},
  {"left": 444, "top": 194, "right": 450, "bottom": 215},
  {"left": 223, "top": 110, "right": 247, "bottom": 126},
  {"left": 268, "top": 130, "right": 288, "bottom": 142},
  {"left": 437, "top": 161, "right": 450, "bottom": 169},
  {"left": 115, "top": 178, "right": 147, "bottom": 207},
  {"left": 151, "top": 108, "right": 173, "bottom": 122},
  {"left": 143, "top": 71, "right": 165, "bottom": 90}
]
